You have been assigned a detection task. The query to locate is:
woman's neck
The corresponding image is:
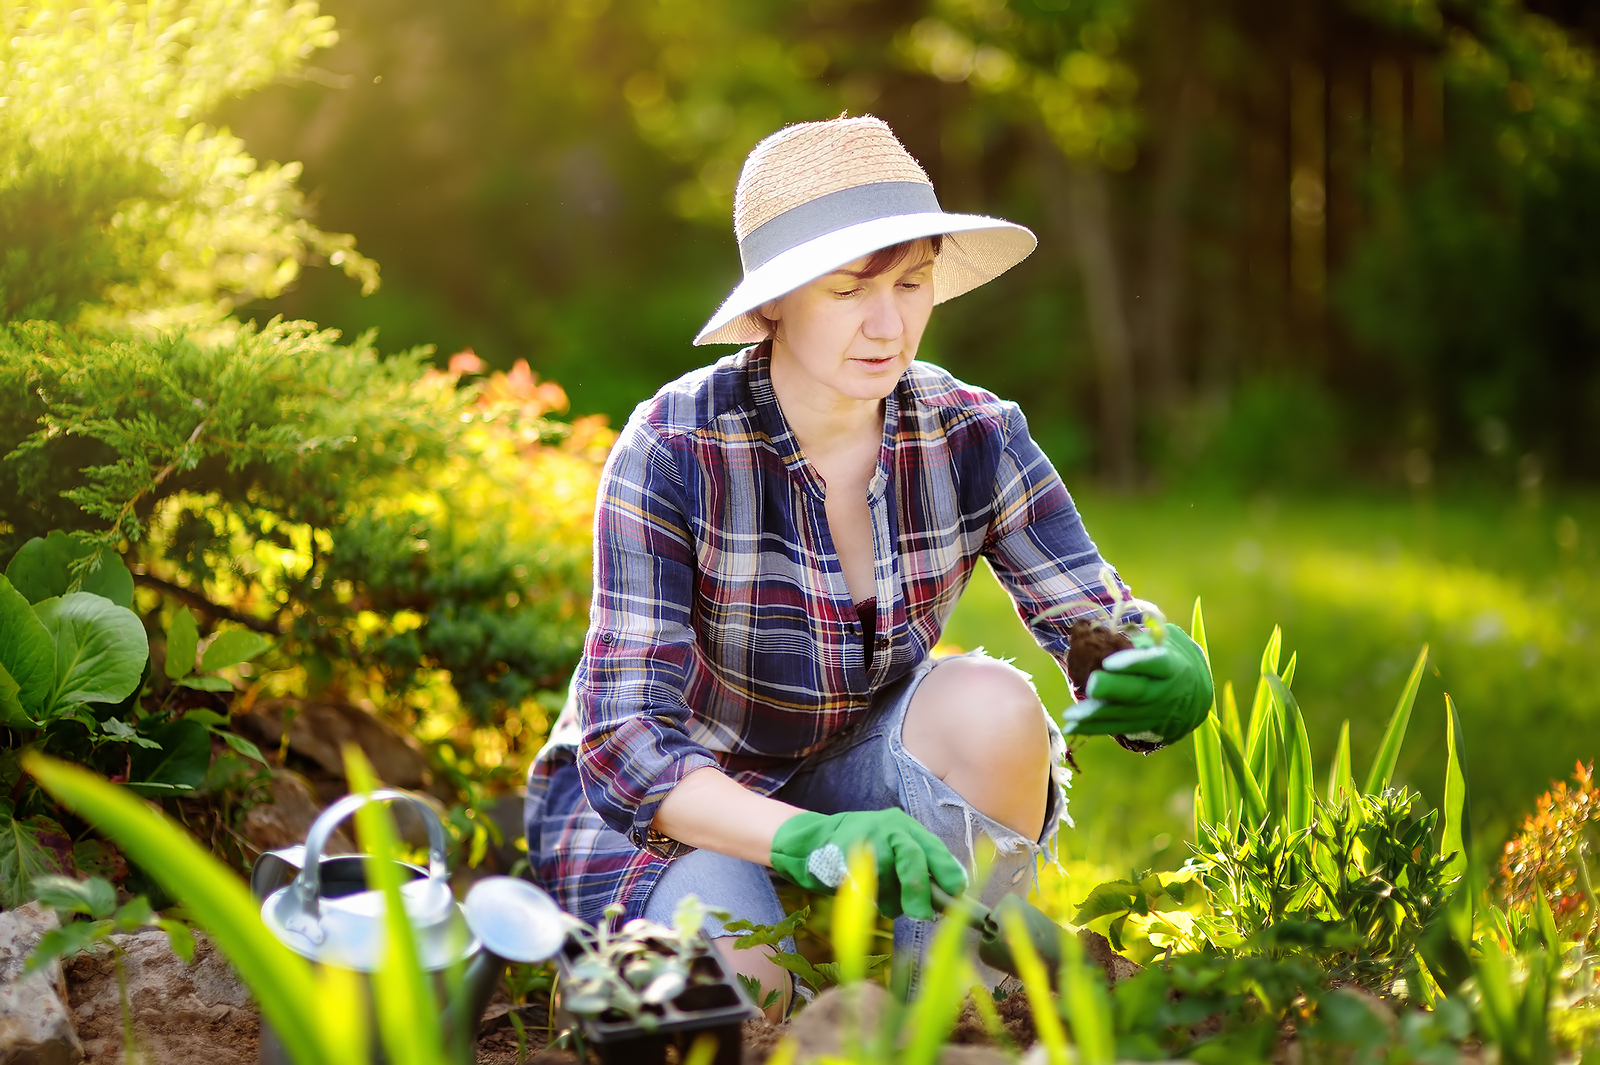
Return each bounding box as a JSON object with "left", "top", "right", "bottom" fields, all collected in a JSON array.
[{"left": 767, "top": 343, "right": 885, "bottom": 463}]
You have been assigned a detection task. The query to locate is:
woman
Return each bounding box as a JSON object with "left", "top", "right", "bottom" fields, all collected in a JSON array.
[{"left": 525, "top": 116, "right": 1211, "bottom": 1008}]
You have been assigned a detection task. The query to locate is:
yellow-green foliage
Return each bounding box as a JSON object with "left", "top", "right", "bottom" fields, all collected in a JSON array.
[
  {"left": 0, "top": 0, "right": 377, "bottom": 326},
  {"left": 0, "top": 324, "right": 609, "bottom": 772}
]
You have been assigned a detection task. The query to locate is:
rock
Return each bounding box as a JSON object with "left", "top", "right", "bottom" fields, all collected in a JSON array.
[
  {"left": 0, "top": 902, "right": 84, "bottom": 1065},
  {"left": 789, "top": 983, "right": 889, "bottom": 1061},
  {"left": 937, "top": 1048, "right": 1012, "bottom": 1065},
  {"left": 241, "top": 769, "right": 356, "bottom": 855},
  {"left": 787, "top": 984, "right": 1010, "bottom": 1064},
  {"left": 65, "top": 929, "right": 257, "bottom": 1064},
  {"left": 235, "top": 697, "right": 433, "bottom": 792}
]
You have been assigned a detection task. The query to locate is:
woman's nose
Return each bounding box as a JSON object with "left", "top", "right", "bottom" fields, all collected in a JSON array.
[{"left": 861, "top": 287, "right": 905, "bottom": 341}]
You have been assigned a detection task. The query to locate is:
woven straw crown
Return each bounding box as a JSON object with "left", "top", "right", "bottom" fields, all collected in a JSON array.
[
  {"left": 693, "top": 115, "right": 1037, "bottom": 345},
  {"left": 733, "top": 117, "right": 933, "bottom": 240}
]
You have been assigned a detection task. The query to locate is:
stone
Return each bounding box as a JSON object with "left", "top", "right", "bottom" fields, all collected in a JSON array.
[
  {"left": 787, "top": 984, "right": 1010, "bottom": 1065},
  {"left": 65, "top": 929, "right": 257, "bottom": 1065},
  {"left": 0, "top": 902, "right": 84, "bottom": 1065},
  {"left": 234, "top": 697, "right": 433, "bottom": 792},
  {"left": 789, "top": 983, "right": 889, "bottom": 1061},
  {"left": 241, "top": 769, "right": 356, "bottom": 855}
]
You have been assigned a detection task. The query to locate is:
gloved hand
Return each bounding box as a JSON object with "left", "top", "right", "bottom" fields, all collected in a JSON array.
[
  {"left": 1061, "top": 623, "right": 1213, "bottom": 748},
  {"left": 769, "top": 809, "right": 968, "bottom": 921}
]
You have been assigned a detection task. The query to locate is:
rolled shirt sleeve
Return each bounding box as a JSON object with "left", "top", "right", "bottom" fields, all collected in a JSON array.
[
  {"left": 980, "top": 403, "right": 1138, "bottom": 680},
  {"left": 574, "top": 414, "right": 721, "bottom": 857}
]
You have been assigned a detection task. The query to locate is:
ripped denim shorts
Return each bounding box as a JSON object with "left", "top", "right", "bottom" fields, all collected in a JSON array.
[{"left": 641, "top": 650, "right": 1071, "bottom": 992}]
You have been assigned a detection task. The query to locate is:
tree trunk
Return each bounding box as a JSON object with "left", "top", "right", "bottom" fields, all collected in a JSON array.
[
  {"left": 1141, "top": 16, "right": 1204, "bottom": 417},
  {"left": 1039, "top": 143, "right": 1137, "bottom": 488}
]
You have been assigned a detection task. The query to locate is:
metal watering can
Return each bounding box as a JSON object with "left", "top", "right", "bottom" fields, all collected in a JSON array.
[{"left": 250, "top": 789, "right": 570, "bottom": 1064}]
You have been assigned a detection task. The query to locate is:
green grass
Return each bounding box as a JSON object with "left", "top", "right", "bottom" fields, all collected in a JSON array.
[{"left": 943, "top": 488, "right": 1600, "bottom": 875}]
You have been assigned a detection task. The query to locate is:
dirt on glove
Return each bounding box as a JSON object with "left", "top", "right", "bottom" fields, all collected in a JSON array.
[{"left": 1064, "top": 620, "right": 1162, "bottom": 755}]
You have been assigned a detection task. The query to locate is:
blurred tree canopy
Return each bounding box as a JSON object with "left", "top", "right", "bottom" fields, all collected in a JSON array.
[
  {"left": 223, "top": 0, "right": 1600, "bottom": 485},
  {"left": 0, "top": 0, "right": 377, "bottom": 326},
  {"left": 0, "top": 1, "right": 609, "bottom": 781}
]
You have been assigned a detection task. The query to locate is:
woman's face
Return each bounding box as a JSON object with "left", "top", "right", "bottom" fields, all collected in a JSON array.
[{"left": 764, "top": 241, "right": 937, "bottom": 406}]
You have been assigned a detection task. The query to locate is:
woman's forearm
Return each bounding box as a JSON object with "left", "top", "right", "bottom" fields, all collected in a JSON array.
[{"left": 652, "top": 766, "right": 804, "bottom": 866}]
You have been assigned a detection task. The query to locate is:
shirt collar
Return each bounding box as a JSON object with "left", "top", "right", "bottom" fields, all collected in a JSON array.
[{"left": 745, "top": 341, "right": 902, "bottom": 501}]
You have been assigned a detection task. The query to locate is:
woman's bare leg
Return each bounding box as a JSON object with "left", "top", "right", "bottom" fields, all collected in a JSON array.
[
  {"left": 714, "top": 940, "right": 791, "bottom": 1022},
  {"left": 898, "top": 656, "right": 1052, "bottom": 840}
]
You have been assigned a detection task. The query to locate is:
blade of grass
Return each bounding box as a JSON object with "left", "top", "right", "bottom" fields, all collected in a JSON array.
[
  {"left": 1216, "top": 727, "right": 1268, "bottom": 828},
  {"left": 344, "top": 746, "right": 445, "bottom": 1065},
  {"left": 1194, "top": 713, "right": 1229, "bottom": 831},
  {"left": 1266, "top": 675, "right": 1314, "bottom": 835},
  {"left": 1328, "top": 720, "right": 1354, "bottom": 804},
  {"left": 967, "top": 983, "right": 1018, "bottom": 1057},
  {"left": 1363, "top": 645, "right": 1428, "bottom": 795},
  {"left": 314, "top": 963, "right": 371, "bottom": 1064},
  {"left": 1245, "top": 627, "right": 1282, "bottom": 784},
  {"left": 1000, "top": 909, "right": 1068, "bottom": 1065},
  {"left": 22, "top": 753, "right": 330, "bottom": 1065},
  {"left": 834, "top": 844, "right": 877, "bottom": 986},
  {"left": 1188, "top": 600, "right": 1229, "bottom": 831},
  {"left": 1220, "top": 681, "right": 1243, "bottom": 830},
  {"left": 1058, "top": 928, "right": 1115, "bottom": 1065},
  {"left": 1441, "top": 695, "right": 1470, "bottom": 881},
  {"left": 1221, "top": 680, "right": 1244, "bottom": 748},
  {"left": 901, "top": 901, "right": 978, "bottom": 1065}
]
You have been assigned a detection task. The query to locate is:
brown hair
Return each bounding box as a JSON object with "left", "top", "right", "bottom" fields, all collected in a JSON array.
[{"left": 744, "top": 235, "right": 944, "bottom": 340}]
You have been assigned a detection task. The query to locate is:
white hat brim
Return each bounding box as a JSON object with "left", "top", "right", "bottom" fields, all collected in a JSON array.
[{"left": 693, "top": 212, "right": 1037, "bottom": 346}]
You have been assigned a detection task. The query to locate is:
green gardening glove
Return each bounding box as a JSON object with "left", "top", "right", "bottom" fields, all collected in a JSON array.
[
  {"left": 770, "top": 809, "right": 968, "bottom": 921},
  {"left": 1061, "top": 624, "right": 1213, "bottom": 748}
]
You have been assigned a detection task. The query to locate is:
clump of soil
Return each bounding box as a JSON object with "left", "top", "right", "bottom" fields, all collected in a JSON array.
[
  {"left": 1065, "top": 620, "right": 1163, "bottom": 754},
  {"left": 948, "top": 987, "right": 1037, "bottom": 1050},
  {"left": 1066, "top": 619, "right": 1134, "bottom": 701}
]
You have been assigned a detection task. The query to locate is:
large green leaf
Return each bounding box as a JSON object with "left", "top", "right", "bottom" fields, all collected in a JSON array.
[
  {"left": 200, "top": 628, "right": 271, "bottom": 672},
  {"left": 21, "top": 753, "right": 331, "bottom": 1065},
  {"left": 0, "top": 811, "right": 72, "bottom": 909},
  {"left": 0, "top": 573, "right": 56, "bottom": 721},
  {"left": 1363, "top": 645, "right": 1428, "bottom": 795},
  {"left": 165, "top": 608, "right": 199, "bottom": 681},
  {"left": 33, "top": 593, "right": 148, "bottom": 714},
  {"left": 1441, "top": 695, "right": 1470, "bottom": 880},
  {"left": 0, "top": 663, "right": 24, "bottom": 727},
  {"left": 128, "top": 719, "right": 212, "bottom": 793},
  {"left": 6, "top": 533, "right": 134, "bottom": 608}
]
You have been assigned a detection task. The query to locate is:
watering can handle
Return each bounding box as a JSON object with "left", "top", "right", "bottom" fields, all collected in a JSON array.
[{"left": 277, "top": 789, "right": 451, "bottom": 940}]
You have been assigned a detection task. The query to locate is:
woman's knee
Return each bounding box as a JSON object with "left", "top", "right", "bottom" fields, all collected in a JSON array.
[{"left": 902, "top": 655, "right": 1050, "bottom": 777}]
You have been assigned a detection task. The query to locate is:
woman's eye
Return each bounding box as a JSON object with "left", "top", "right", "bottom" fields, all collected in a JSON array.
[{"left": 833, "top": 287, "right": 863, "bottom": 298}]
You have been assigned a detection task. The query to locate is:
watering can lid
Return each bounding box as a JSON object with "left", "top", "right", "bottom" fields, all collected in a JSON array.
[{"left": 260, "top": 789, "right": 477, "bottom": 972}]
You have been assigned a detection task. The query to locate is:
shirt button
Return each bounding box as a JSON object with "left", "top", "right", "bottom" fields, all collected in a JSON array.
[{"left": 599, "top": 632, "right": 615, "bottom": 645}]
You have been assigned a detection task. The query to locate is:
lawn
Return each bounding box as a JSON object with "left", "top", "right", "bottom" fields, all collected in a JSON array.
[{"left": 944, "top": 487, "right": 1600, "bottom": 882}]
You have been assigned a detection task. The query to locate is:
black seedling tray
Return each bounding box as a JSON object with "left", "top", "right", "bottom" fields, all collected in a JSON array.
[{"left": 555, "top": 935, "right": 757, "bottom": 1065}]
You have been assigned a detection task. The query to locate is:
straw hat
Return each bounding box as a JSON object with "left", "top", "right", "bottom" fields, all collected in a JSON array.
[{"left": 694, "top": 116, "right": 1038, "bottom": 346}]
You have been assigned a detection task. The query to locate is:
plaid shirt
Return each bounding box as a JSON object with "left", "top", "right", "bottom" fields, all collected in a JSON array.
[{"left": 526, "top": 344, "right": 1130, "bottom": 925}]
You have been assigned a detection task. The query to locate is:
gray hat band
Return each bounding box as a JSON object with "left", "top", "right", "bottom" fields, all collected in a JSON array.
[{"left": 738, "top": 181, "right": 943, "bottom": 273}]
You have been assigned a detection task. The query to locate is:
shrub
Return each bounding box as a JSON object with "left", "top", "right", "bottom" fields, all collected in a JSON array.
[{"left": 0, "top": 325, "right": 606, "bottom": 771}]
